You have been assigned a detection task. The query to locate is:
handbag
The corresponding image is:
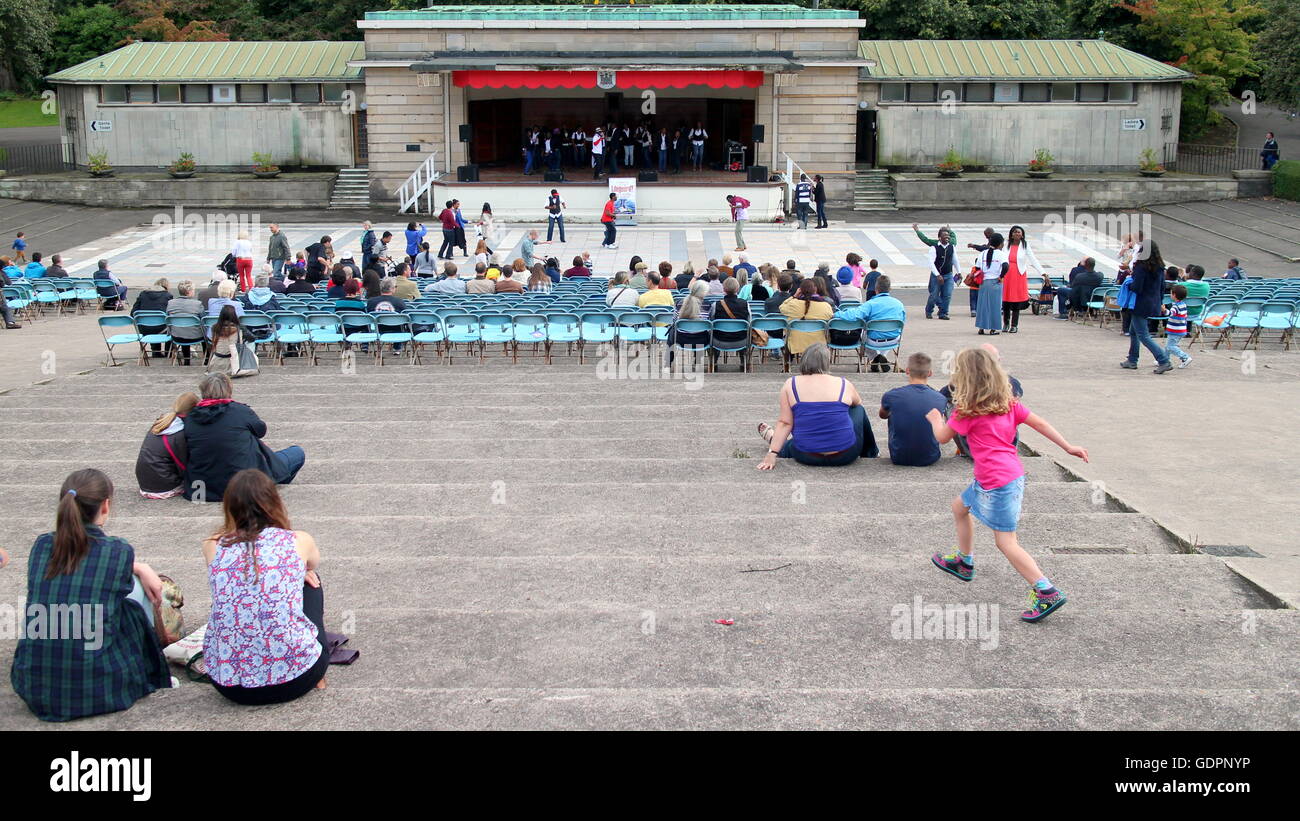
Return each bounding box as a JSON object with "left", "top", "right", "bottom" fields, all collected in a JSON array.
[
  {"left": 720, "top": 299, "right": 767, "bottom": 345},
  {"left": 230, "top": 341, "right": 259, "bottom": 378},
  {"left": 963, "top": 266, "right": 983, "bottom": 287}
]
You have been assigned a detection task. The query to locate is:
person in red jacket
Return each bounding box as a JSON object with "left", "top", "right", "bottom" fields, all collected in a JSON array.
[
  {"left": 436, "top": 201, "right": 458, "bottom": 260},
  {"left": 600, "top": 192, "right": 618, "bottom": 249},
  {"left": 727, "top": 194, "right": 750, "bottom": 251}
]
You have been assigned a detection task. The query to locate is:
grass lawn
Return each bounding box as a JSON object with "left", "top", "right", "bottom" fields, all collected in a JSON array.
[{"left": 0, "top": 98, "right": 58, "bottom": 128}]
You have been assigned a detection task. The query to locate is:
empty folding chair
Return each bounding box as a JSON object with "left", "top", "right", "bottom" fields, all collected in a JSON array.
[
  {"left": 374, "top": 313, "right": 415, "bottom": 365},
  {"left": 406, "top": 310, "right": 445, "bottom": 365},
  {"left": 443, "top": 312, "right": 483, "bottom": 364},
  {"left": 511, "top": 313, "right": 549, "bottom": 363},
  {"left": 98, "top": 315, "right": 140, "bottom": 367},
  {"left": 544, "top": 312, "right": 582, "bottom": 363},
  {"left": 340, "top": 313, "right": 380, "bottom": 362},
  {"left": 479, "top": 313, "right": 515, "bottom": 359},
  {"left": 579, "top": 311, "right": 617, "bottom": 364},
  {"left": 305, "top": 312, "right": 346, "bottom": 366},
  {"left": 271, "top": 312, "right": 311, "bottom": 365},
  {"left": 864, "top": 319, "right": 905, "bottom": 372}
]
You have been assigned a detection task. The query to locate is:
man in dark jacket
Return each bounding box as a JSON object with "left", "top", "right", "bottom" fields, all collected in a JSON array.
[
  {"left": 132, "top": 279, "right": 173, "bottom": 358},
  {"left": 183, "top": 373, "right": 305, "bottom": 502},
  {"left": 1054, "top": 257, "right": 1103, "bottom": 319},
  {"left": 1121, "top": 241, "right": 1173, "bottom": 373}
]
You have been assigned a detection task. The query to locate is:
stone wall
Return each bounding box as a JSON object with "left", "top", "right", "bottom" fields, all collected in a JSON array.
[
  {"left": 0, "top": 173, "right": 335, "bottom": 208},
  {"left": 891, "top": 173, "right": 1239, "bottom": 210}
]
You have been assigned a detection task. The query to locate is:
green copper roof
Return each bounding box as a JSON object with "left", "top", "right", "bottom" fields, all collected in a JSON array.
[
  {"left": 860, "top": 40, "right": 1191, "bottom": 82},
  {"left": 47, "top": 41, "right": 364, "bottom": 83},
  {"left": 366, "top": 4, "right": 858, "bottom": 21}
]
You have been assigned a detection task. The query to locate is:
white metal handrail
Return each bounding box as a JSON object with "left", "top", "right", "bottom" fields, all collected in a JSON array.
[
  {"left": 395, "top": 151, "right": 440, "bottom": 214},
  {"left": 777, "top": 152, "right": 809, "bottom": 215}
]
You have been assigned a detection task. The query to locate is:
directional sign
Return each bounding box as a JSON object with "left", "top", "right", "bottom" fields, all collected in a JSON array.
[
  {"left": 90, "top": 120, "right": 112, "bottom": 132},
  {"left": 1122, "top": 118, "right": 1146, "bottom": 131}
]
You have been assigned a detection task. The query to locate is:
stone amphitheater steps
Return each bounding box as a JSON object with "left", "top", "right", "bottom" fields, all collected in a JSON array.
[{"left": 0, "top": 366, "right": 1294, "bottom": 730}]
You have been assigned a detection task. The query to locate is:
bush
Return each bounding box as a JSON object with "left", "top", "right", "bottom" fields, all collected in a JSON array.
[{"left": 1274, "top": 160, "right": 1300, "bottom": 201}]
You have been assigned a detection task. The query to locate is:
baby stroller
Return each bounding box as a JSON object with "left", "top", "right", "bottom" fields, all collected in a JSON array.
[{"left": 217, "top": 253, "right": 239, "bottom": 281}]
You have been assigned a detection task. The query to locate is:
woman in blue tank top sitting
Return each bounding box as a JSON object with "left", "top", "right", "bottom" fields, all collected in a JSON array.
[{"left": 756, "top": 343, "right": 879, "bottom": 469}]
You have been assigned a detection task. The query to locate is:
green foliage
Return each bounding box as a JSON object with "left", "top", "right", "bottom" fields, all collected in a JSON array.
[
  {"left": 1028, "top": 148, "right": 1054, "bottom": 170},
  {"left": 46, "top": 4, "right": 131, "bottom": 75},
  {"left": 251, "top": 151, "right": 279, "bottom": 172},
  {"left": 1274, "top": 160, "right": 1300, "bottom": 202},
  {"left": 850, "top": 0, "right": 1071, "bottom": 38},
  {"left": 937, "top": 147, "right": 964, "bottom": 170},
  {"left": 0, "top": 0, "right": 56, "bottom": 92},
  {"left": 1256, "top": 0, "right": 1300, "bottom": 110},
  {"left": 87, "top": 150, "right": 111, "bottom": 172},
  {"left": 168, "top": 152, "right": 196, "bottom": 172},
  {"left": 1138, "top": 147, "right": 1164, "bottom": 171}
]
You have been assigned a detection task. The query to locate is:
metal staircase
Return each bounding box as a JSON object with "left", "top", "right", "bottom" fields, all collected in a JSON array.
[
  {"left": 328, "top": 167, "right": 370, "bottom": 210},
  {"left": 853, "top": 166, "right": 897, "bottom": 211}
]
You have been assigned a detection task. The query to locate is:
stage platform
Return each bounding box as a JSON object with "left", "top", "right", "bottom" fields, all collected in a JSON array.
[{"left": 428, "top": 167, "right": 784, "bottom": 223}]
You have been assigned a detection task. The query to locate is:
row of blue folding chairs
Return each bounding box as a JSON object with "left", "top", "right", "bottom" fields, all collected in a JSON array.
[
  {"left": 4, "top": 278, "right": 109, "bottom": 318},
  {"left": 1188, "top": 298, "right": 1300, "bottom": 350}
]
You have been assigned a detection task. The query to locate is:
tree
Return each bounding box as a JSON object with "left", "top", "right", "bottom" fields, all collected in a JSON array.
[
  {"left": 47, "top": 3, "right": 132, "bottom": 74},
  {"left": 1117, "top": 0, "right": 1264, "bottom": 139},
  {"left": 0, "top": 0, "right": 56, "bottom": 91},
  {"left": 1256, "top": 0, "right": 1300, "bottom": 110}
]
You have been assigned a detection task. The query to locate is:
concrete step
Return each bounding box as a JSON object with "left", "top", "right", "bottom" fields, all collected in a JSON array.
[
  {"left": 0, "top": 454, "right": 1078, "bottom": 484},
  {"left": 0, "top": 511, "right": 1179, "bottom": 559},
  {"left": 10, "top": 681, "right": 1288, "bottom": 731},
  {"left": 0, "top": 479, "right": 1117, "bottom": 516}
]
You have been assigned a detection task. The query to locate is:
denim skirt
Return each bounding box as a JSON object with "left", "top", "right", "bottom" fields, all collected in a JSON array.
[{"left": 961, "top": 475, "right": 1024, "bottom": 532}]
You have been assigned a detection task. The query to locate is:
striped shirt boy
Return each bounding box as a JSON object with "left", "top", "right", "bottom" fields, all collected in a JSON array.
[{"left": 1165, "top": 299, "right": 1188, "bottom": 335}]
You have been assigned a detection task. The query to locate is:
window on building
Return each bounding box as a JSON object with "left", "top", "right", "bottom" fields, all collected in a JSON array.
[
  {"left": 323, "top": 83, "right": 348, "bottom": 103},
  {"left": 907, "top": 83, "right": 937, "bottom": 103},
  {"left": 292, "top": 83, "right": 320, "bottom": 103},
  {"left": 157, "top": 84, "right": 181, "bottom": 103},
  {"left": 937, "top": 82, "right": 962, "bottom": 104},
  {"left": 211, "top": 84, "right": 236, "bottom": 104},
  {"left": 1108, "top": 82, "right": 1135, "bottom": 102},
  {"left": 1051, "top": 82, "right": 1076, "bottom": 102},
  {"left": 1078, "top": 83, "right": 1106, "bottom": 102},
  {"left": 100, "top": 85, "right": 126, "bottom": 104},
  {"left": 182, "top": 84, "right": 210, "bottom": 103},
  {"left": 879, "top": 83, "right": 905, "bottom": 103},
  {"left": 238, "top": 84, "right": 266, "bottom": 103},
  {"left": 993, "top": 82, "right": 1019, "bottom": 103},
  {"left": 1020, "top": 83, "right": 1050, "bottom": 102},
  {"left": 964, "top": 83, "right": 993, "bottom": 102},
  {"left": 267, "top": 83, "right": 292, "bottom": 103},
  {"left": 126, "top": 85, "right": 153, "bottom": 104}
]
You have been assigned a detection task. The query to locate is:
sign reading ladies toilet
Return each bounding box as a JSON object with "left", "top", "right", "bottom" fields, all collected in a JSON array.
[{"left": 609, "top": 177, "right": 637, "bottom": 225}]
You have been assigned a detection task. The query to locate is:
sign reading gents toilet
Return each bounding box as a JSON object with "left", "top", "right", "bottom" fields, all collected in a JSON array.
[{"left": 50, "top": 751, "right": 152, "bottom": 802}]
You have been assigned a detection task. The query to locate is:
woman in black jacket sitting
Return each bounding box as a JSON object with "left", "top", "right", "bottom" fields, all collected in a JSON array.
[
  {"left": 183, "top": 373, "right": 305, "bottom": 503},
  {"left": 131, "top": 278, "right": 173, "bottom": 358}
]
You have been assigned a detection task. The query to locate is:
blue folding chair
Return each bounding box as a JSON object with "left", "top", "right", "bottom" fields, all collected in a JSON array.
[
  {"left": 479, "top": 313, "right": 515, "bottom": 358},
  {"left": 709, "top": 318, "right": 751, "bottom": 372},
  {"left": 579, "top": 311, "right": 617, "bottom": 363},
  {"left": 751, "top": 317, "right": 788, "bottom": 370},
  {"left": 271, "top": 312, "right": 310, "bottom": 365},
  {"left": 1220, "top": 299, "right": 1263, "bottom": 349},
  {"left": 133, "top": 310, "right": 171, "bottom": 366},
  {"left": 443, "top": 312, "right": 483, "bottom": 364},
  {"left": 340, "top": 313, "right": 379, "bottom": 362},
  {"left": 864, "top": 319, "right": 905, "bottom": 372},
  {"left": 306, "top": 312, "right": 346, "bottom": 366},
  {"left": 544, "top": 312, "right": 582, "bottom": 362},
  {"left": 672, "top": 318, "right": 712, "bottom": 371},
  {"left": 165, "top": 314, "right": 205, "bottom": 366},
  {"left": 512, "top": 313, "right": 549, "bottom": 363},
  {"left": 827, "top": 317, "right": 866, "bottom": 372},
  {"left": 406, "top": 310, "right": 445, "bottom": 364},
  {"left": 374, "top": 313, "right": 415, "bottom": 365},
  {"left": 98, "top": 315, "right": 140, "bottom": 366}
]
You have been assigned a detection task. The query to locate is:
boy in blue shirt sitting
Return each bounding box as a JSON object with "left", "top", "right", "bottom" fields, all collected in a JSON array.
[{"left": 879, "top": 352, "right": 948, "bottom": 466}]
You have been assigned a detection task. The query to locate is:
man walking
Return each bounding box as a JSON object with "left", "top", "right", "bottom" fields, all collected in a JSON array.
[
  {"left": 437, "top": 201, "right": 458, "bottom": 260},
  {"left": 545, "top": 189, "right": 567, "bottom": 243},
  {"left": 922, "top": 226, "right": 959, "bottom": 320},
  {"left": 601, "top": 193, "right": 618, "bottom": 249},
  {"left": 591, "top": 128, "right": 606, "bottom": 179}
]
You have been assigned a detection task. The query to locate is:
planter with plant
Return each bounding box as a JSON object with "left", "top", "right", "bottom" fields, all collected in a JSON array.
[
  {"left": 168, "top": 152, "right": 196, "bottom": 178},
  {"left": 936, "top": 148, "right": 964, "bottom": 178},
  {"left": 1027, "top": 148, "right": 1055, "bottom": 178},
  {"left": 252, "top": 152, "right": 281, "bottom": 178},
  {"left": 1138, "top": 148, "right": 1165, "bottom": 177},
  {"left": 88, "top": 151, "right": 113, "bottom": 177}
]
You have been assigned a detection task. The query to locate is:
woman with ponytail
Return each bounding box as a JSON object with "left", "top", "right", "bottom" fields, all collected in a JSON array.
[
  {"left": 10, "top": 469, "right": 173, "bottom": 721},
  {"left": 203, "top": 469, "right": 330, "bottom": 704},
  {"left": 135, "top": 391, "right": 198, "bottom": 499},
  {"left": 974, "top": 233, "right": 1009, "bottom": 335}
]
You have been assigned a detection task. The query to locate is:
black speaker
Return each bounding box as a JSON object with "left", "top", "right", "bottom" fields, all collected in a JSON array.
[
  {"left": 638, "top": 170, "right": 658, "bottom": 182},
  {"left": 605, "top": 92, "right": 623, "bottom": 112},
  {"left": 458, "top": 124, "right": 473, "bottom": 143},
  {"left": 752, "top": 124, "right": 765, "bottom": 143},
  {"left": 457, "top": 164, "right": 479, "bottom": 182},
  {"left": 543, "top": 170, "right": 565, "bottom": 182},
  {"left": 747, "top": 165, "right": 768, "bottom": 183}
]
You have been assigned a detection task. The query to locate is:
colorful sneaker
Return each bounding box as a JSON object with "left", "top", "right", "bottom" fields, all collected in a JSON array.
[
  {"left": 1021, "top": 587, "right": 1067, "bottom": 622},
  {"left": 931, "top": 551, "right": 974, "bottom": 582}
]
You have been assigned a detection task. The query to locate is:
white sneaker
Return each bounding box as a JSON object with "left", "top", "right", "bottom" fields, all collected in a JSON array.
[{"left": 1178, "top": 356, "right": 1191, "bottom": 368}]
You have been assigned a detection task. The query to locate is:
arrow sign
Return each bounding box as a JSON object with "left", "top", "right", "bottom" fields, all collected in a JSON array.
[
  {"left": 90, "top": 120, "right": 112, "bottom": 132},
  {"left": 1122, "top": 118, "right": 1146, "bottom": 131}
]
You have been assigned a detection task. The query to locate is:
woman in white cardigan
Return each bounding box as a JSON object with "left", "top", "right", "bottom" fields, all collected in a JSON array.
[{"left": 1001, "top": 225, "right": 1044, "bottom": 333}]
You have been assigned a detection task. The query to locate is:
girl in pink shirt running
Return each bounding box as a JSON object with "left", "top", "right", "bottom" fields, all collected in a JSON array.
[{"left": 924, "top": 347, "right": 1089, "bottom": 622}]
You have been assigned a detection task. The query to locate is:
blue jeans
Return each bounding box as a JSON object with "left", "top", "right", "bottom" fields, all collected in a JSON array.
[
  {"left": 658, "top": 150, "right": 667, "bottom": 171},
  {"left": 691, "top": 143, "right": 704, "bottom": 168},
  {"left": 778, "top": 404, "right": 879, "bottom": 465},
  {"left": 1054, "top": 286, "right": 1072, "bottom": 316},
  {"left": 127, "top": 577, "right": 155, "bottom": 629},
  {"left": 547, "top": 214, "right": 565, "bottom": 242},
  {"left": 270, "top": 445, "right": 306, "bottom": 485},
  {"left": 270, "top": 259, "right": 285, "bottom": 278},
  {"left": 816, "top": 201, "right": 827, "bottom": 227},
  {"left": 1165, "top": 333, "right": 1190, "bottom": 362},
  {"left": 1127, "top": 312, "right": 1170, "bottom": 366},
  {"left": 926, "top": 273, "right": 954, "bottom": 317},
  {"left": 796, "top": 203, "right": 810, "bottom": 229}
]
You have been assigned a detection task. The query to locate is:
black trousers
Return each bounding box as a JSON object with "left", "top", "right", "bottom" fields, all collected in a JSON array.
[{"left": 211, "top": 579, "right": 329, "bottom": 705}]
